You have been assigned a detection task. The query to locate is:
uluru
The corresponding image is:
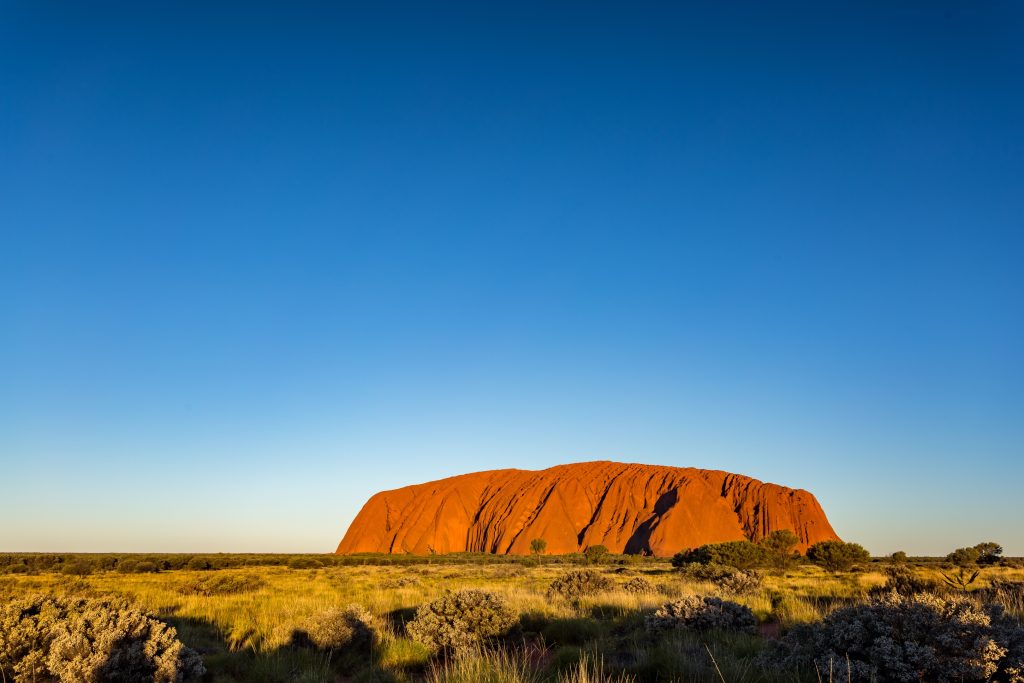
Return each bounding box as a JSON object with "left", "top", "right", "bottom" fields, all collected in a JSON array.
[{"left": 336, "top": 461, "right": 840, "bottom": 557}]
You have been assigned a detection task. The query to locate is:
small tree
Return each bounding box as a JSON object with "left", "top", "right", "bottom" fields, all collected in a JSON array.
[
  {"left": 806, "top": 541, "right": 871, "bottom": 573},
  {"left": 582, "top": 545, "right": 609, "bottom": 564},
  {"left": 759, "top": 530, "right": 801, "bottom": 569},
  {"left": 529, "top": 538, "right": 547, "bottom": 556},
  {"left": 890, "top": 551, "right": 908, "bottom": 564},
  {"left": 974, "top": 542, "right": 1003, "bottom": 565}
]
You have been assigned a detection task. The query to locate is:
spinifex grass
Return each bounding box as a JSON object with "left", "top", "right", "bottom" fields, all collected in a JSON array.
[{"left": 3, "top": 561, "right": 1022, "bottom": 682}]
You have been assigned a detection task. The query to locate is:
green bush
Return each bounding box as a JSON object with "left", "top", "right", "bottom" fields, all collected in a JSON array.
[
  {"left": 287, "top": 557, "right": 324, "bottom": 570},
  {"left": 759, "top": 530, "right": 801, "bottom": 569},
  {"left": 582, "top": 545, "right": 609, "bottom": 565},
  {"left": 891, "top": 551, "right": 909, "bottom": 564},
  {"left": 406, "top": 590, "right": 517, "bottom": 652},
  {"left": 117, "top": 559, "right": 160, "bottom": 574},
  {"left": 760, "top": 592, "right": 1024, "bottom": 682},
  {"left": 671, "top": 541, "right": 769, "bottom": 570},
  {"left": 185, "top": 557, "right": 210, "bottom": 571},
  {"left": 546, "top": 570, "right": 613, "bottom": 600},
  {"left": 59, "top": 560, "right": 93, "bottom": 576},
  {"left": 0, "top": 594, "right": 205, "bottom": 682},
  {"left": 645, "top": 596, "right": 757, "bottom": 634},
  {"left": 806, "top": 540, "right": 870, "bottom": 572},
  {"left": 948, "top": 546, "right": 983, "bottom": 566}
]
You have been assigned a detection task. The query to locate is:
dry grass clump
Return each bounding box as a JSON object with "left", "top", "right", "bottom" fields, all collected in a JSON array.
[
  {"left": 178, "top": 572, "right": 267, "bottom": 596},
  {"left": 645, "top": 595, "right": 757, "bottom": 635},
  {"left": 760, "top": 591, "right": 1024, "bottom": 682},
  {"left": 407, "top": 589, "right": 518, "bottom": 652},
  {"left": 0, "top": 593, "right": 205, "bottom": 682},
  {"left": 547, "top": 570, "right": 613, "bottom": 601},
  {"left": 381, "top": 575, "right": 421, "bottom": 589}
]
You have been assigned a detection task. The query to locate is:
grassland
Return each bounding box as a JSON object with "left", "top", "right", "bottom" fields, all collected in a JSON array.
[{"left": 2, "top": 557, "right": 1022, "bottom": 682}]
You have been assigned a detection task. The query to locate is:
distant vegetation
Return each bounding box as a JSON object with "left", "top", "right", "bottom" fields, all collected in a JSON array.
[{"left": 2, "top": 541, "right": 1023, "bottom": 682}]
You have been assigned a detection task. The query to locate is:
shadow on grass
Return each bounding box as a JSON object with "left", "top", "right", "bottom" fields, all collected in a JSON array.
[{"left": 164, "top": 615, "right": 400, "bottom": 683}]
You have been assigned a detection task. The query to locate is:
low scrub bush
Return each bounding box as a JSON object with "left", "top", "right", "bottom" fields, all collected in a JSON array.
[
  {"left": 117, "top": 559, "right": 161, "bottom": 574},
  {"left": 622, "top": 577, "right": 655, "bottom": 594},
  {"left": 287, "top": 557, "right": 324, "bottom": 570},
  {"left": 760, "top": 592, "right": 1024, "bottom": 682},
  {"left": 59, "top": 560, "right": 94, "bottom": 576},
  {"left": 678, "top": 562, "right": 763, "bottom": 595},
  {"left": 546, "top": 570, "right": 613, "bottom": 600},
  {"left": 646, "top": 595, "right": 757, "bottom": 634},
  {"left": 297, "top": 604, "right": 377, "bottom": 652},
  {"left": 0, "top": 593, "right": 205, "bottom": 682},
  {"left": 406, "top": 590, "right": 517, "bottom": 652},
  {"left": 179, "top": 573, "right": 267, "bottom": 596}
]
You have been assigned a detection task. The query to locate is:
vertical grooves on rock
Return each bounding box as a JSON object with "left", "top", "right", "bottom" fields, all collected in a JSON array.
[{"left": 336, "top": 461, "right": 840, "bottom": 556}]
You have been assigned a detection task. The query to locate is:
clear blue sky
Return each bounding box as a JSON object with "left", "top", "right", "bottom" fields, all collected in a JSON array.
[{"left": 3, "top": 3, "right": 1022, "bottom": 555}]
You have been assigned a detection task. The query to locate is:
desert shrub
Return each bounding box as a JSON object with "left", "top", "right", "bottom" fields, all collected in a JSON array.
[
  {"left": 868, "top": 565, "right": 941, "bottom": 598},
  {"left": 806, "top": 540, "right": 870, "bottom": 572},
  {"left": 582, "top": 545, "right": 609, "bottom": 565},
  {"left": 381, "top": 576, "right": 420, "bottom": 589},
  {"left": 623, "top": 577, "right": 655, "bottom": 594},
  {"left": 679, "top": 562, "right": 763, "bottom": 595},
  {"left": 671, "top": 541, "right": 769, "bottom": 570},
  {"left": 0, "top": 593, "right": 205, "bottom": 682},
  {"left": 760, "top": 591, "right": 1024, "bottom": 682},
  {"left": 891, "top": 550, "right": 908, "bottom": 563},
  {"left": 60, "top": 559, "right": 93, "bottom": 576},
  {"left": 179, "top": 573, "right": 266, "bottom": 596},
  {"left": 646, "top": 595, "right": 757, "bottom": 635},
  {"left": 185, "top": 557, "right": 210, "bottom": 571},
  {"left": 529, "top": 538, "right": 547, "bottom": 555},
  {"left": 406, "top": 590, "right": 517, "bottom": 652},
  {"left": 716, "top": 568, "right": 764, "bottom": 596},
  {"left": 546, "top": 570, "right": 613, "bottom": 600},
  {"left": 117, "top": 559, "right": 160, "bottom": 574},
  {"left": 759, "top": 530, "right": 801, "bottom": 569},
  {"left": 298, "top": 605, "right": 377, "bottom": 652}
]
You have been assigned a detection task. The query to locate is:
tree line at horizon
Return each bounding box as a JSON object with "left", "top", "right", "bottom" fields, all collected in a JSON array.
[{"left": 0, "top": 537, "right": 1012, "bottom": 576}]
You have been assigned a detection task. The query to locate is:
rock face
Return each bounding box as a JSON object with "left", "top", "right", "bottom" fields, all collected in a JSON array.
[{"left": 335, "top": 461, "right": 840, "bottom": 557}]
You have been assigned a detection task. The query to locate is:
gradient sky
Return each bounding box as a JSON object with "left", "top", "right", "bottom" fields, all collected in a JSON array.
[{"left": 3, "top": 3, "right": 1022, "bottom": 556}]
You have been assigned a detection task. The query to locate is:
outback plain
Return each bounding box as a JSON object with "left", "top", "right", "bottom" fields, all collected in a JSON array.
[{"left": 3, "top": 542, "right": 1023, "bottom": 683}]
